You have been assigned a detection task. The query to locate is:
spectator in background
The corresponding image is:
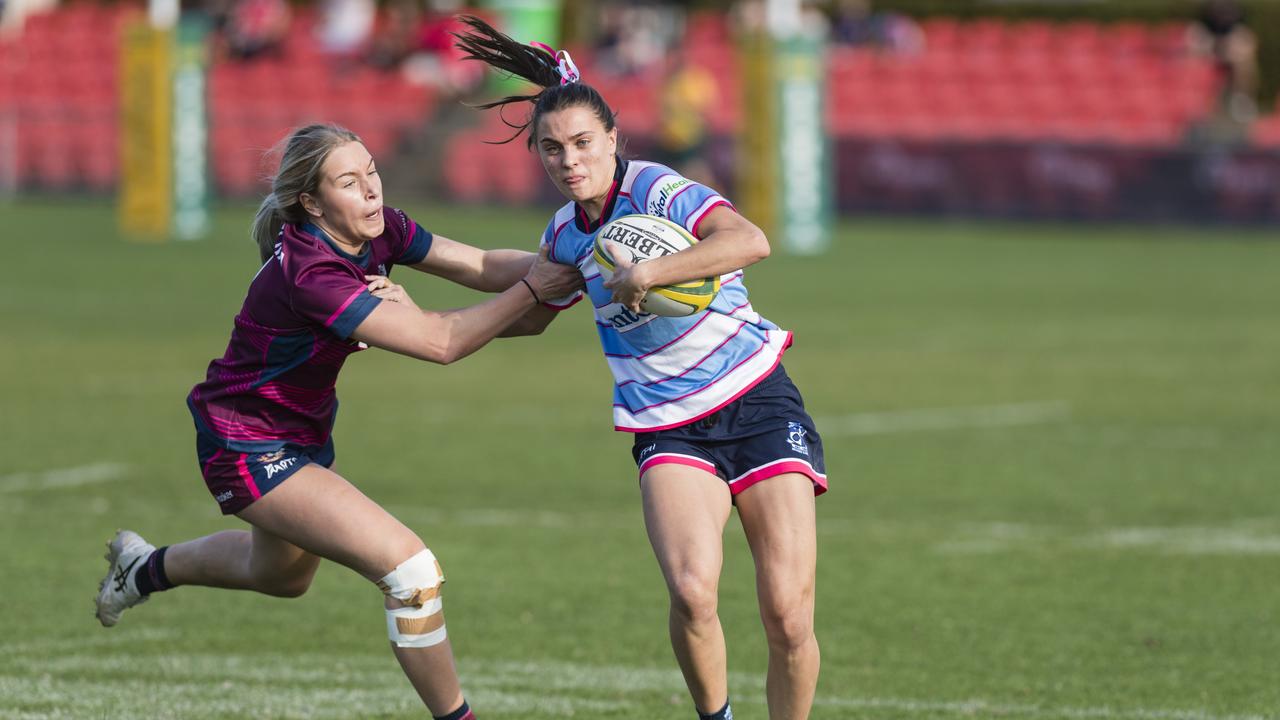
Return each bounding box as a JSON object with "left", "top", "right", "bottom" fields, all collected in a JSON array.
[
  {"left": 223, "top": 0, "right": 290, "bottom": 60},
  {"left": 316, "top": 0, "right": 375, "bottom": 57},
  {"left": 830, "top": 0, "right": 923, "bottom": 53},
  {"left": 595, "top": 2, "right": 672, "bottom": 77},
  {"left": 1, "top": 0, "right": 58, "bottom": 38},
  {"left": 1188, "top": 0, "right": 1259, "bottom": 123},
  {"left": 368, "top": 0, "right": 422, "bottom": 71},
  {"left": 398, "top": 1, "right": 485, "bottom": 97},
  {"left": 654, "top": 46, "right": 719, "bottom": 187}
]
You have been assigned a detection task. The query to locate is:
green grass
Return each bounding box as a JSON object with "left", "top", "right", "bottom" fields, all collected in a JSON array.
[{"left": 1, "top": 198, "right": 1278, "bottom": 719}]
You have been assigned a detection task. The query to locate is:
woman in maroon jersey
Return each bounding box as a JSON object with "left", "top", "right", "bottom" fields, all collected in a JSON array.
[{"left": 95, "top": 123, "right": 581, "bottom": 720}]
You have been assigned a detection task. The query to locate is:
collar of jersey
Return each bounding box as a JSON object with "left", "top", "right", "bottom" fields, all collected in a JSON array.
[
  {"left": 301, "top": 222, "right": 372, "bottom": 267},
  {"left": 574, "top": 157, "right": 628, "bottom": 234}
]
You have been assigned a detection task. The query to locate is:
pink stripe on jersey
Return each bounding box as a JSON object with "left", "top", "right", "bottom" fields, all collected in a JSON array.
[
  {"left": 543, "top": 294, "right": 584, "bottom": 311},
  {"left": 635, "top": 312, "right": 714, "bottom": 360},
  {"left": 614, "top": 331, "right": 793, "bottom": 432},
  {"left": 325, "top": 288, "right": 367, "bottom": 329},
  {"left": 622, "top": 325, "right": 763, "bottom": 405},
  {"left": 689, "top": 199, "right": 734, "bottom": 238},
  {"left": 727, "top": 458, "right": 828, "bottom": 497},
  {"left": 639, "top": 452, "right": 718, "bottom": 477},
  {"left": 237, "top": 455, "right": 263, "bottom": 500},
  {"left": 617, "top": 322, "right": 748, "bottom": 389}
]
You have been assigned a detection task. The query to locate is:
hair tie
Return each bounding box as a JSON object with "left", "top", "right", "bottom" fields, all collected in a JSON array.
[{"left": 529, "top": 41, "right": 580, "bottom": 86}]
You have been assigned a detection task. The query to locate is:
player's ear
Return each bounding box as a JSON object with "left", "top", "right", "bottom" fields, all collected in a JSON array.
[
  {"left": 606, "top": 127, "right": 618, "bottom": 155},
  {"left": 300, "top": 192, "right": 322, "bottom": 218}
]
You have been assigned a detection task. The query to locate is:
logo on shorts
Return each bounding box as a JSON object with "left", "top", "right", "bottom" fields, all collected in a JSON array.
[
  {"left": 256, "top": 450, "right": 286, "bottom": 463},
  {"left": 638, "top": 443, "right": 657, "bottom": 458},
  {"left": 214, "top": 490, "right": 235, "bottom": 504},
  {"left": 786, "top": 422, "right": 810, "bottom": 456},
  {"left": 263, "top": 457, "right": 298, "bottom": 479}
]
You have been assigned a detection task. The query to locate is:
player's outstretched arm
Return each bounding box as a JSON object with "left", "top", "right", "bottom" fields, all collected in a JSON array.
[
  {"left": 353, "top": 247, "right": 578, "bottom": 364},
  {"left": 410, "top": 234, "right": 539, "bottom": 292}
]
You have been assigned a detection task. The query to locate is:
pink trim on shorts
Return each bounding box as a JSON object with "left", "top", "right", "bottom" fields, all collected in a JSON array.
[
  {"left": 727, "top": 458, "right": 827, "bottom": 497},
  {"left": 638, "top": 452, "right": 718, "bottom": 479},
  {"left": 236, "top": 454, "right": 263, "bottom": 500}
]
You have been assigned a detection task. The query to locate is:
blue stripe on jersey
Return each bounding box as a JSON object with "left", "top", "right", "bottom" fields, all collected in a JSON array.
[
  {"left": 251, "top": 331, "right": 316, "bottom": 389},
  {"left": 303, "top": 222, "right": 375, "bottom": 269},
  {"left": 398, "top": 225, "right": 433, "bottom": 266},
  {"left": 329, "top": 291, "right": 381, "bottom": 339}
]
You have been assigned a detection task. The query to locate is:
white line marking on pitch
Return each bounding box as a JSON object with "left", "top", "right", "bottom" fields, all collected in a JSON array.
[
  {"left": 2, "top": 651, "right": 1270, "bottom": 720},
  {"left": 935, "top": 522, "right": 1280, "bottom": 557},
  {"left": 0, "top": 462, "right": 128, "bottom": 493},
  {"left": 816, "top": 401, "right": 1072, "bottom": 437}
]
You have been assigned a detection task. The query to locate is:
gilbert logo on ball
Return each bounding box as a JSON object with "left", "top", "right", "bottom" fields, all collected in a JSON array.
[{"left": 593, "top": 215, "right": 720, "bottom": 317}]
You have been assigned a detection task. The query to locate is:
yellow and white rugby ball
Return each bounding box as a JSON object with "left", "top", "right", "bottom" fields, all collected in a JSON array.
[{"left": 593, "top": 214, "right": 720, "bottom": 317}]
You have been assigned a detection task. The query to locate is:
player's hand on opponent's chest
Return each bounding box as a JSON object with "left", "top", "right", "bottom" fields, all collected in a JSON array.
[
  {"left": 365, "top": 275, "right": 421, "bottom": 311},
  {"left": 525, "top": 245, "right": 585, "bottom": 302}
]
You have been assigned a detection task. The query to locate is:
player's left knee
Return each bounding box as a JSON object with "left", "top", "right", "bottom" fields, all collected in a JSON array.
[
  {"left": 761, "top": 600, "right": 814, "bottom": 650},
  {"left": 377, "top": 547, "right": 447, "bottom": 648}
]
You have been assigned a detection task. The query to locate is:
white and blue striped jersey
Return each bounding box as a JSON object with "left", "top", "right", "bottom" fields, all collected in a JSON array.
[{"left": 540, "top": 159, "right": 793, "bottom": 432}]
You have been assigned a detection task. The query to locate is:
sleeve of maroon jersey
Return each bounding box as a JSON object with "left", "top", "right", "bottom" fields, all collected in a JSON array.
[{"left": 290, "top": 260, "right": 383, "bottom": 340}]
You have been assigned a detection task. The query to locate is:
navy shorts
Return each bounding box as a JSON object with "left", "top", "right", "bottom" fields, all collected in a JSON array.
[
  {"left": 195, "top": 432, "right": 335, "bottom": 515},
  {"left": 631, "top": 365, "right": 827, "bottom": 498}
]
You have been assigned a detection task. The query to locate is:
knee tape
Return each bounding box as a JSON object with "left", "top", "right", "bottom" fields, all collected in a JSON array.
[{"left": 378, "top": 548, "right": 447, "bottom": 648}]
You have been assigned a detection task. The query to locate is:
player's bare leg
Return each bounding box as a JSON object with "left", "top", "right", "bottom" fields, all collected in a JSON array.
[
  {"left": 234, "top": 464, "right": 468, "bottom": 716},
  {"left": 736, "top": 473, "right": 819, "bottom": 720},
  {"left": 641, "top": 464, "right": 734, "bottom": 716}
]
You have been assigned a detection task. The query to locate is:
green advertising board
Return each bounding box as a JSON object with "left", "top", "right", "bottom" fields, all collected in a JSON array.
[
  {"left": 171, "top": 15, "right": 209, "bottom": 240},
  {"left": 738, "top": 32, "right": 832, "bottom": 255}
]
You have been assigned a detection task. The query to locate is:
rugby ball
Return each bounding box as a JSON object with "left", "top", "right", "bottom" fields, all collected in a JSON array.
[{"left": 593, "top": 214, "right": 720, "bottom": 317}]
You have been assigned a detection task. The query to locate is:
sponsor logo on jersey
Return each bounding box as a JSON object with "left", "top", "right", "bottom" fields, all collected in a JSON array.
[
  {"left": 647, "top": 176, "right": 692, "bottom": 218},
  {"left": 604, "top": 304, "right": 655, "bottom": 331},
  {"left": 786, "top": 422, "right": 810, "bottom": 456}
]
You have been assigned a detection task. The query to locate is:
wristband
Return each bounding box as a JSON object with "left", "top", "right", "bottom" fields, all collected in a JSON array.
[{"left": 520, "top": 278, "right": 542, "bottom": 304}]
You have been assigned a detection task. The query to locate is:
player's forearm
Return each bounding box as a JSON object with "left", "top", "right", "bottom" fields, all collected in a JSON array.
[
  {"left": 640, "top": 227, "right": 769, "bottom": 287},
  {"left": 431, "top": 284, "right": 540, "bottom": 362},
  {"left": 477, "top": 250, "right": 537, "bottom": 292}
]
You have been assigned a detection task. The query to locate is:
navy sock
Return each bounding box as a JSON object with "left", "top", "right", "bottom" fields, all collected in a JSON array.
[
  {"left": 698, "top": 698, "right": 732, "bottom": 720},
  {"left": 133, "top": 546, "right": 173, "bottom": 596},
  {"left": 434, "top": 699, "right": 474, "bottom": 720}
]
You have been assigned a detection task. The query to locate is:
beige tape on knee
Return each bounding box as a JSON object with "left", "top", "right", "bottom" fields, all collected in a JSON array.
[{"left": 378, "top": 548, "right": 447, "bottom": 648}]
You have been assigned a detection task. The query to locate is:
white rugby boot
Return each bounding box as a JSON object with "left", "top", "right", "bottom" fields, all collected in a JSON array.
[{"left": 95, "top": 529, "right": 155, "bottom": 627}]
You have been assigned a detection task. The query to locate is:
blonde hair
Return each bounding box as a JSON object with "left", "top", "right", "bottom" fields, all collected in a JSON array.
[{"left": 251, "top": 123, "right": 362, "bottom": 262}]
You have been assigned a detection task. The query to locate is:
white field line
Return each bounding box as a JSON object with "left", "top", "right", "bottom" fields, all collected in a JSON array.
[
  {"left": 0, "top": 462, "right": 128, "bottom": 494},
  {"left": 817, "top": 401, "right": 1071, "bottom": 437},
  {"left": 0, "top": 652, "right": 1272, "bottom": 720},
  {"left": 935, "top": 522, "right": 1280, "bottom": 556}
]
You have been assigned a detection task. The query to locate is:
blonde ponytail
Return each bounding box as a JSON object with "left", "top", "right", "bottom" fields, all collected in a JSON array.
[{"left": 252, "top": 193, "right": 285, "bottom": 263}]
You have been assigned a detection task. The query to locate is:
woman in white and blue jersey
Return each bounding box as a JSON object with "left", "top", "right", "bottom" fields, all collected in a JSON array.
[{"left": 457, "top": 18, "right": 827, "bottom": 720}]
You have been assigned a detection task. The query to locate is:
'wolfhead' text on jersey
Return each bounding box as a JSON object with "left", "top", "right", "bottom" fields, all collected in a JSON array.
[{"left": 540, "top": 160, "right": 792, "bottom": 432}]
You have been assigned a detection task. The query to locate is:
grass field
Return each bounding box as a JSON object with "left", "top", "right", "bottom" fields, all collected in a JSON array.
[{"left": 1, "top": 198, "right": 1278, "bottom": 719}]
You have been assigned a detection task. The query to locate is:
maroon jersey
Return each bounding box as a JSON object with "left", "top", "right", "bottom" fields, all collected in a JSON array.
[{"left": 188, "top": 207, "right": 432, "bottom": 450}]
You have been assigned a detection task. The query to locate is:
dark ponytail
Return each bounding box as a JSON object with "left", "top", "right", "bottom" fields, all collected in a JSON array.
[{"left": 453, "top": 15, "right": 617, "bottom": 147}]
